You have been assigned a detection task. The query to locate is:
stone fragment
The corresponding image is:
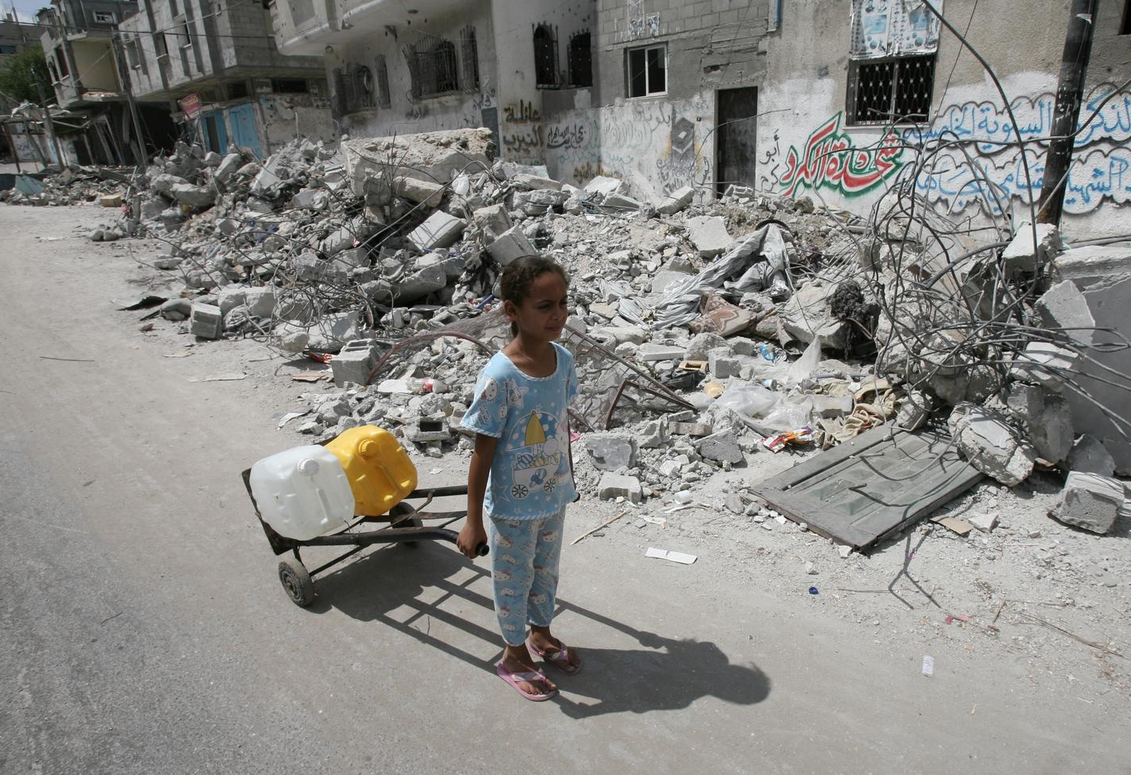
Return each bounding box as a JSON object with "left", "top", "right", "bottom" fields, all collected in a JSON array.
[
  {"left": 160, "top": 298, "right": 191, "bottom": 321},
  {"left": 1067, "top": 435, "right": 1116, "bottom": 477},
  {"left": 1035, "top": 280, "right": 1096, "bottom": 346},
  {"left": 947, "top": 402, "right": 1036, "bottom": 486},
  {"left": 1011, "top": 342, "right": 1077, "bottom": 392},
  {"left": 1001, "top": 221, "right": 1062, "bottom": 275},
  {"left": 408, "top": 211, "right": 466, "bottom": 251},
  {"left": 472, "top": 203, "right": 513, "bottom": 242},
  {"left": 214, "top": 153, "right": 243, "bottom": 183},
  {"left": 486, "top": 226, "right": 537, "bottom": 266},
  {"left": 170, "top": 183, "right": 215, "bottom": 209},
  {"left": 598, "top": 473, "right": 643, "bottom": 503},
  {"left": 291, "top": 189, "right": 329, "bottom": 211},
  {"left": 724, "top": 492, "right": 745, "bottom": 514},
  {"left": 216, "top": 287, "right": 248, "bottom": 316},
  {"left": 511, "top": 173, "right": 562, "bottom": 191},
  {"left": 778, "top": 283, "right": 848, "bottom": 350},
  {"left": 637, "top": 344, "right": 686, "bottom": 362},
  {"left": 396, "top": 263, "right": 447, "bottom": 302},
  {"left": 656, "top": 185, "right": 694, "bottom": 215},
  {"left": 1027, "top": 395, "right": 1074, "bottom": 464},
  {"left": 968, "top": 512, "right": 998, "bottom": 533},
  {"left": 153, "top": 255, "right": 183, "bottom": 271},
  {"left": 190, "top": 302, "right": 223, "bottom": 339},
  {"left": 100, "top": 192, "right": 122, "bottom": 207},
  {"left": 686, "top": 332, "right": 727, "bottom": 361},
  {"left": 1048, "top": 471, "right": 1126, "bottom": 534},
  {"left": 639, "top": 419, "right": 669, "bottom": 449},
  {"left": 582, "top": 176, "right": 623, "bottom": 199},
  {"left": 686, "top": 216, "right": 733, "bottom": 258},
  {"left": 584, "top": 436, "right": 637, "bottom": 472},
  {"left": 394, "top": 175, "right": 445, "bottom": 208},
  {"left": 697, "top": 430, "right": 744, "bottom": 465},
  {"left": 669, "top": 422, "right": 712, "bottom": 437}
]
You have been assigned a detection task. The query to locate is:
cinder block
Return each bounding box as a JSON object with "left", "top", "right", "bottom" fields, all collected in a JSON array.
[
  {"left": 331, "top": 338, "right": 381, "bottom": 387},
  {"left": 190, "top": 302, "right": 223, "bottom": 339},
  {"left": 485, "top": 225, "right": 537, "bottom": 266},
  {"left": 408, "top": 211, "right": 466, "bottom": 251}
]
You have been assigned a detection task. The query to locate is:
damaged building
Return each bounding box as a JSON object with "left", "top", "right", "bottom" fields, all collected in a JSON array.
[{"left": 116, "top": 0, "right": 336, "bottom": 158}]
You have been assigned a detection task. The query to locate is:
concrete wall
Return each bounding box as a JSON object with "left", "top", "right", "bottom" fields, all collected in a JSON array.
[
  {"left": 71, "top": 38, "right": 120, "bottom": 92},
  {"left": 754, "top": 0, "right": 1131, "bottom": 239},
  {"left": 257, "top": 89, "right": 337, "bottom": 149}
]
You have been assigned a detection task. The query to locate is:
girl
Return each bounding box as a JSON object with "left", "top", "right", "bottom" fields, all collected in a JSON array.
[{"left": 457, "top": 256, "right": 583, "bottom": 701}]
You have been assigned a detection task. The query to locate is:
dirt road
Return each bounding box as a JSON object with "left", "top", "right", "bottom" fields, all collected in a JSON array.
[{"left": 1, "top": 204, "right": 1127, "bottom": 773}]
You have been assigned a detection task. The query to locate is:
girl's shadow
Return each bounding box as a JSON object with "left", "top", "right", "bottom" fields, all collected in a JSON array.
[{"left": 307, "top": 542, "right": 771, "bottom": 716}]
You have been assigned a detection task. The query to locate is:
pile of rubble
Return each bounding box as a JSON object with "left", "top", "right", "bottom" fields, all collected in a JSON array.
[
  {"left": 1, "top": 165, "right": 133, "bottom": 207},
  {"left": 111, "top": 126, "right": 1128, "bottom": 544}
]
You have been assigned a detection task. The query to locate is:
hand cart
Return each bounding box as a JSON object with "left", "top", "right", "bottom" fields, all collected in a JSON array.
[{"left": 241, "top": 471, "right": 488, "bottom": 607}]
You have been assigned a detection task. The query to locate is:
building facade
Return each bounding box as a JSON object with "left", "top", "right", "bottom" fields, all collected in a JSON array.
[{"left": 117, "top": 0, "right": 335, "bottom": 158}]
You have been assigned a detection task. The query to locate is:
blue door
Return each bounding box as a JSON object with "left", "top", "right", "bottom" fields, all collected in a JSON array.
[
  {"left": 226, "top": 102, "right": 262, "bottom": 159},
  {"left": 202, "top": 113, "right": 228, "bottom": 154}
]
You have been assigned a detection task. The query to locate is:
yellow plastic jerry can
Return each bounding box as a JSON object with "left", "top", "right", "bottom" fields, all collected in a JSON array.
[{"left": 325, "top": 425, "right": 418, "bottom": 516}]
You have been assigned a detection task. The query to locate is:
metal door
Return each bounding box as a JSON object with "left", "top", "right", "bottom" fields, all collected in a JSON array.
[
  {"left": 202, "top": 113, "right": 228, "bottom": 155},
  {"left": 226, "top": 102, "right": 262, "bottom": 159},
  {"left": 715, "top": 87, "right": 758, "bottom": 196}
]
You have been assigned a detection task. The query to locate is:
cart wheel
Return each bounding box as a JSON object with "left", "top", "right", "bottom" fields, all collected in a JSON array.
[
  {"left": 278, "top": 558, "right": 315, "bottom": 607},
  {"left": 401, "top": 516, "right": 423, "bottom": 548}
]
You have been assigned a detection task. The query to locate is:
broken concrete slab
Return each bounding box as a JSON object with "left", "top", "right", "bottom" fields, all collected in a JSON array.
[
  {"left": 291, "top": 189, "right": 329, "bottom": 211},
  {"left": 685, "top": 332, "right": 727, "bottom": 361},
  {"left": 1035, "top": 280, "right": 1096, "bottom": 346},
  {"left": 1010, "top": 341, "right": 1077, "bottom": 392},
  {"left": 486, "top": 226, "right": 537, "bottom": 266},
  {"left": 948, "top": 402, "right": 1036, "bottom": 486},
  {"left": 686, "top": 216, "right": 733, "bottom": 259},
  {"left": 511, "top": 173, "right": 562, "bottom": 191},
  {"left": 408, "top": 211, "right": 466, "bottom": 252},
  {"left": 637, "top": 344, "right": 687, "bottom": 362},
  {"left": 394, "top": 175, "right": 445, "bottom": 208},
  {"left": 1067, "top": 434, "right": 1116, "bottom": 477},
  {"left": 472, "top": 203, "right": 513, "bottom": 242},
  {"left": 778, "top": 283, "right": 849, "bottom": 351},
  {"left": 696, "top": 430, "right": 744, "bottom": 465},
  {"left": 656, "top": 186, "right": 694, "bottom": 216},
  {"left": 1052, "top": 244, "right": 1131, "bottom": 288},
  {"left": 598, "top": 473, "right": 643, "bottom": 503},
  {"left": 170, "top": 183, "right": 216, "bottom": 209},
  {"left": 1001, "top": 221, "right": 1062, "bottom": 275},
  {"left": 395, "top": 263, "right": 447, "bottom": 303},
  {"left": 1026, "top": 394, "right": 1074, "bottom": 464},
  {"left": 584, "top": 436, "right": 637, "bottom": 472},
  {"left": 342, "top": 129, "right": 492, "bottom": 198},
  {"left": 1048, "top": 471, "right": 1126, "bottom": 534}
]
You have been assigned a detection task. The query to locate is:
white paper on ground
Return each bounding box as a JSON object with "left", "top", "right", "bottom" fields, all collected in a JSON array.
[
  {"left": 645, "top": 547, "right": 698, "bottom": 565},
  {"left": 922, "top": 655, "right": 935, "bottom": 677}
]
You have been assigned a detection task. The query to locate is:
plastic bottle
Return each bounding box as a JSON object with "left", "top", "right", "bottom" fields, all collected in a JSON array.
[
  {"left": 325, "top": 425, "right": 417, "bottom": 516},
  {"left": 249, "top": 445, "right": 356, "bottom": 540}
]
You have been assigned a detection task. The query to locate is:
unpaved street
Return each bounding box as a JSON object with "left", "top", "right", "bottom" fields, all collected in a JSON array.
[{"left": 1, "top": 204, "right": 1129, "bottom": 773}]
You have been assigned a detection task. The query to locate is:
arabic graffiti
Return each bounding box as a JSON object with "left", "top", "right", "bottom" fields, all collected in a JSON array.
[
  {"left": 502, "top": 124, "right": 544, "bottom": 164},
  {"left": 504, "top": 99, "right": 541, "bottom": 124},
  {"left": 546, "top": 121, "right": 589, "bottom": 150},
  {"left": 777, "top": 112, "right": 904, "bottom": 197}
]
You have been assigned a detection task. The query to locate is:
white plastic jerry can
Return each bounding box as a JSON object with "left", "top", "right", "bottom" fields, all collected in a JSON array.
[{"left": 249, "top": 445, "right": 356, "bottom": 540}]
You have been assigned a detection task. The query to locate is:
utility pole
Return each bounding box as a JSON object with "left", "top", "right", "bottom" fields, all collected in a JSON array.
[
  {"left": 111, "top": 32, "right": 148, "bottom": 166},
  {"left": 1037, "top": 0, "right": 1098, "bottom": 227}
]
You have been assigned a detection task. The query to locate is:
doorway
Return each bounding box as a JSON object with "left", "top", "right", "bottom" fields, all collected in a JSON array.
[{"left": 715, "top": 87, "right": 758, "bottom": 196}]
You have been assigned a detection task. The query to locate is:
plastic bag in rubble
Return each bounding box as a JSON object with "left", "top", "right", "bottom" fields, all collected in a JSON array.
[
  {"left": 715, "top": 384, "right": 781, "bottom": 420},
  {"left": 785, "top": 338, "right": 822, "bottom": 387},
  {"left": 760, "top": 399, "right": 814, "bottom": 433}
]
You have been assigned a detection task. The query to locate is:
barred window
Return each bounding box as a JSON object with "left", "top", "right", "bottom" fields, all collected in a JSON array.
[
  {"left": 405, "top": 38, "right": 459, "bottom": 99},
  {"left": 847, "top": 54, "right": 935, "bottom": 125},
  {"left": 533, "top": 24, "right": 558, "bottom": 88},
  {"left": 568, "top": 31, "right": 591, "bottom": 87},
  {"left": 374, "top": 54, "right": 391, "bottom": 107},
  {"left": 461, "top": 27, "right": 479, "bottom": 90}
]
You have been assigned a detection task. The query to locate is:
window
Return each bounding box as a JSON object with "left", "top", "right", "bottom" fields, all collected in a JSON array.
[
  {"left": 343, "top": 66, "right": 375, "bottom": 112},
  {"left": 174, "top": 14, "right": 191, "bottom": 49},
  {"left": 0, "top": 44, "right": 17, "bottom": 55},
  {"left": 568, "top": 31, "right": 592, "bottom": 87},
  {"left": 626, "top": 44, "right": 665, "bottom": 98},
  {"left": 271, "top": 78, "right": 308, "bottom": 93},
  {"left": 56, "top": 52, "right": 69, "bottom": 78},
  {"left": 227, "top": 81, "right": 249, "bottom": 100},
  {"left": 1122, "top": 0, "right": 1131, "bottom": 34},
  {"left": 153, "top": 33, "right": 168, "bottom": 59},
  {"left": 126, "top": 38, "right": 142, "bottom": 69},
  {"left": 404, "top": 37, "right": 459, "bottom": 99},
  {"left": 92, "top": 10, "right": 114, "bottom": 23},
  {"left": 533, "top": 24, "right": 557, "bottom": 87},
  {"left": 461, "top": 26, "right": 479, "bottom": 90},
  {"left": 48, "top": 59, "right": 60, "bottom": 82},
  {"left": 374, "top": 54, "right": 391, "bottom": 107},
  {"left": 847, "top": 54, "right": 935, "bottom": 125}
]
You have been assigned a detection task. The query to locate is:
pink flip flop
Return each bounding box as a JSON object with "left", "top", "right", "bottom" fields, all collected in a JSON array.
[
  {"left": 496, "top": 662, "right": 557, "bottom": 701},
  {"left": 527, "top": 637, "right": 582, "bottom": 675}
]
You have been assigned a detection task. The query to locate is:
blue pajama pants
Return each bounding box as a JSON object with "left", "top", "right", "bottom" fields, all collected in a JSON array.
[{"left": 487, "top": 507, "right": 566, "bottom": 647}]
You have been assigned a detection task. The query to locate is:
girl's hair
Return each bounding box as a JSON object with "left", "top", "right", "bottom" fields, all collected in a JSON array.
[{"left": 499, "top": 256, "right": 569, "bottom": 335}]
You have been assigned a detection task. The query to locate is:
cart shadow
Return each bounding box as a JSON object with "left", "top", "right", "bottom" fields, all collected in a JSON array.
[{"left": 308, "top": 542, "right": 772, "bottom": 717}]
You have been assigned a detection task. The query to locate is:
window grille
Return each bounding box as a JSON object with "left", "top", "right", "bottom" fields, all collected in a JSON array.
[
  {"left": 848, "top": 54, "right": 934, "bottom": 125},
  {"left": 92, "top": 10, "right": 114, "bottom": 23},
  {"left": 461, "top": 27, "right": 479, "bottom": 89},
  {"left": 374, "top": 54, "right": 391, "bottom": 107},
  {"left": 626, "top": 44, "right": 665, "bottom": 98},
  {"left": 568, "top": 31, "right": 591, "bottom": 87},
  {"left": 533, "top": 24, "right": 558, "bottom": 88},
  {"left": 404, "top": 37, "right": 459, "bottom": 99},
  {"left": 341, "top": 66, "right": 375, "bottom": 113}
]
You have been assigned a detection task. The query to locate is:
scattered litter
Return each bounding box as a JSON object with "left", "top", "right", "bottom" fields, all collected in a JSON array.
[
  {"left": 808, "top": 586, "right": 819, "bottom": 595},
  {"left": 921, "top": 655, "right": 935, "bottom": 677},
  {"left": 190, "top": 372, "right": 247, "bottom": 382},
  {"left": 933, "top": 516, "right": 973, "bottom": 536},
  {"left": 571, "top": 509, "right": 630, "bottom": 545},
  {"left": 645, "top": 547, "right": 698, "bottom": 565},
  {"left": 292, "top": 372, "right": 329, "bottom": 383},
  {"left": 277, "top": 410, "right": 311, "bottom": 428}
]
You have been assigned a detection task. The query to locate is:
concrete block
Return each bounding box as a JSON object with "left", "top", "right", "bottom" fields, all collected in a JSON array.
[
  {"left": 511, "top": 173, "right": 562, "bottom": 191},
  {"left": 947, "top": 402, "right": 1036, "bottom": 486},
  {"left": 396, "top": 263, "right": 447, "bottom": 302},
  {"left": 408, "top": 211, "right": 466, "bottom": 251},
  {"left": 214, "top": 153, "right": 242, "bottom": 183},
  {"left": 697, "top": 430, "right": 744, "bottom": 465},
  {"left": 584, "top": 436, "right": 637, "bottom": 471},
  {"left": 331, "top": 338, "right": 381, "bottom": 387},
  {"left": 486, "top": 226, "right": 537, "bottom": 266},
  {"left": 657, "top": 186, "right": 694, "bottom": 215},
  {"left": 1067, "top": 435, "right": 1116, "bottom": 477},
  {"left": 1011, "top": 342, "right": 1077, "bottom": 392},
  {"left": 395, "top": 175, "right": 445, "bottom": 208},
  {"left": 1035, "top": 280, "right": 1096, "bottom": 346},
  {"left": 1048, "top": 471, "right": 1126, "bottom": 534},
  {"left": 1027, "top": 394, "right": 1074, "bottom": 464},
  {"left": 639, "top": 419, "right": 669, "bottom": 449},
  {"left": 190, "top": 302, "right": 223, "bottom": 339},
  {"left": 598, "top": 473, "right": 643, "bottom": 503},
  {"left": 472, "top": 203, "right": 513, "bottom": 242},
  {"left": 1053, "top": 245, "right": 1131, "bottom": 288},
  {"left": 291, "top": 189, "right": 329, "bottom": 211},
  {"left": 170, "top": 183, "right": 215, "bottom": 209},
  {"left": 686, "top": 216, "right": 733, "bottom": 258},
  {"left": 778, "top": 283, "right": 849, "bottom": 350},
  {"left": 1001, "top": 221, "right": 1062, "bottom": 274},
  {"left": 407, "top": 417, "right": 452, "bottom": 444},
  {"left": 669, "top": 421, "right": 712, "bottom": 437},
  {"left": 637, "top": 344, "right": 686, "bottom": 362},
  {"left": 242, "top": 287, "right": 276, "bottom": 318},
  {"left": 582, "top": 176, "right": 623, "bottom": 199},
  {"left": 600, "top": 192, "right": 642, "bottom": 211},
  {"left": 708, "top": 347, "right": 741, "bottom": 379},
  {"left": 811, "top": 395, "right": 854, "bottom": 419},
  {"left": 216, "top": 287, "right": 248, "bottom": 316},
  {"left": 100, "top": 193, "right": 122, "bottom": 207},
  {"left": 686, "top": 332, "right": 728, "bottom": 361}
]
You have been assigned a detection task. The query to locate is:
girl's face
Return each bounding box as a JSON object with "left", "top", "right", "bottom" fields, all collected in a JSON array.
[{"left": 506, "top": 271, "right": 569, "bottom": 343}]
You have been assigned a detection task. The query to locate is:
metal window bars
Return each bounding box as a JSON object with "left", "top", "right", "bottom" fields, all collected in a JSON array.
[{"left": 849, "top": 54, "right": 935, "bottom": 125}]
